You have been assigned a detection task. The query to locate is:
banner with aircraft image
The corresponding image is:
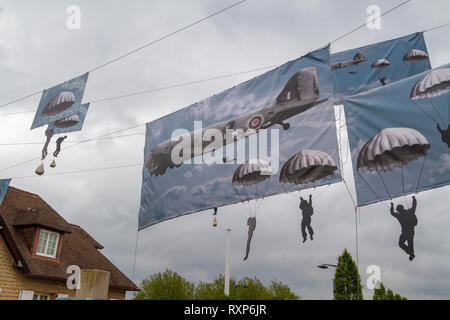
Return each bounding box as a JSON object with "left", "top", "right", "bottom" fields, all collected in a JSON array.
[
  {"left": 139, "top": 45, "right": 342, "bottom": 229},
  {"left": 344, "top": 63, "right": 450, "bottom": 206}
]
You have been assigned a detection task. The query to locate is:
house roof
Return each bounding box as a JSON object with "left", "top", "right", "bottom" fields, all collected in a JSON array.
[{"left": 0, "top": 187, "right": 138, "bottom": 291}]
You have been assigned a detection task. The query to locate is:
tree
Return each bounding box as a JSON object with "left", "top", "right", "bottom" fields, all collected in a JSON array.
[
  {"left": 136, "top": 270, "right": 299, "bottom": 300},
  {"left": 373, "top": 282, "right": 407, "bottom": 300},
  {"left": 268, "top": 280, "right": 300, "bottom": 300},
  {"left": 194, "top": 275, "right": 235, "bottom": 300},
  {"left": 193, "top": 275, "right": 299, "bottom": 300},
  {"left": 233, "top": 277, "right": 273, "bottom": 300},
  {"left": 333, "top": 249, "right": 363, "bottom": 300},
  {"left": 134, "top": 269, "right": 194, "bottom": 300}
]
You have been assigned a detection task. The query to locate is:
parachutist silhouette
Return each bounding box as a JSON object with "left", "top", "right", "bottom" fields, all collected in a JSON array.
[
  {"left": 299, "top": 194, "right": 314, "bottom": 242},
  {"left": 379, "top": 77, "right": 387, "bottom": 86},
  {"left": 243, "top": 216, "right": 256, "bottom": 261},
  {"left": 41, "top": 128, "right": 54, "bottom": 160},
  {"left": 390, "top": 196, "right": 418, "bottom": 261},
  {"left": 437, "top": 124, "right": 450, "bottom": 148},
  {"left": 53, "top": 136, "right": 67, "bottom": 157}
]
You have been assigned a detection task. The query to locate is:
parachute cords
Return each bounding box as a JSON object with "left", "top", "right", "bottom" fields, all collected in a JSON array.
[
  {"left": 377, "top": 171, "right": 392, "bottom": 200},
  {"left": 254, "top": 179, "right": 271, "bottom": 215},
  {"left": 415, "top": 154, "right": 427, "bottom": 194},
  {"left": 412, "top": 100, "right": 439, "bottom": 125},
  {"left": 358, "top": 172, "right": 382, "bottom": 201},
  {"left": 429, "top": 99, "right": 446, "bottom": 127},
  {"left": 279, "top": 182, "right": 289, "bottom": 194},
  {"left": 401, "top": 166, "right": 408, "bottom": 207}
]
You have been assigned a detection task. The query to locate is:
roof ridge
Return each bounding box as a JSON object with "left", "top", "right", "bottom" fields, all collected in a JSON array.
[{"left": 8, "top": 186, "right": 40, "bottom": 198}]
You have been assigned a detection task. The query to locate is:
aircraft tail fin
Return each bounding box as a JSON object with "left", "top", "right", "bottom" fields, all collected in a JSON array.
[{"left": 275, "top": 67, "right": 319, "bottom": 106}]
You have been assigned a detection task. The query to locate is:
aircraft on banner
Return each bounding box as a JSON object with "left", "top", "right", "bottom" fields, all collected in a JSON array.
[{"left": 146, "top": 66, "right": 328, "bottom": 176}]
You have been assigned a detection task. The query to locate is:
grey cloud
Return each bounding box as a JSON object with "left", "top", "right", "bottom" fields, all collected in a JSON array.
[{"left": 1, "top": 0, "right": 449, "bottom": 300}]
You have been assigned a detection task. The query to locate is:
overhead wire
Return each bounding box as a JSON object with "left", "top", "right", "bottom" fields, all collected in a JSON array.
[
  {"left": 0, "top": 66, "right": 277, "bottom": 118},
  {"left": 0, "top": 0, "right": 426, "bottom": 178},
  {"left": 329, "top": 0, "right": 412, "bottom": 44},
  {"left": 0, "top": 0, "right": 249, "bottom": 109}
]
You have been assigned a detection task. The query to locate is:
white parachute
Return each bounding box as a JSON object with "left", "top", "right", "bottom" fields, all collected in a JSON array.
[
  {"left": 232, "top": 159, "right": 273, "bottom": 217},
  {"left": 403, "top": 49, "right": 429, "bottom": 62},
  {"left": 232, "top": 159, "right": 273, "bottom": 187},
  {"left": 410, "top": 68, "right": 450, "bottom": 100},
  {"left": 42, "top": 91, "right": 75, "bottom": 116},
  {"left": 357, "top": 128, "right": 430, "bottom": 173},
  {"left": 357, "top": 127, "right": 430, "bottom": 199},
  {"left": 371, "top": 59, "right": 390, "bottom": 68},
  {"left": 280, "top": 149, "right": 337, "bottom": 185},
  {"left": 410, "top": 68, "right": 450, "bottom": 132}
]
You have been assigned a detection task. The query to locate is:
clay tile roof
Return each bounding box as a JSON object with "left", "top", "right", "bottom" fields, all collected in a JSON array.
[
  {"left": 12, "top": 207, "right": 72, "bottom": 233},
  {"left": 0, "top": 186, "right": 138, "bottom": 291}
]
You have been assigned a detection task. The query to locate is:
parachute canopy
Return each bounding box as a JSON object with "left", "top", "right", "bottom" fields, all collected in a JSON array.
[
  {"left": 54, "top": 114, "right": 80, "bottom": 128},
  {"left": 410, "top": 68, "right": 450, "bottom": 100},
  {"left": 371, "top": 59, "right": 390, "bottom": 68},
  {"left": 279, "top": 149, "right": 337, "bottom": 185},
  {"left": 357, "top": 127, "right": 430, "bottom": 173},
  {"left": 42, "top": 91, "right": 75, "bottom": 116},
  {"left": 48, "top": 103, "right": 90, "bottom": 135},
  {"left": 403, "top": 49, "right": 429, "bottom": 62},
  {"left": 232, "top": 159, "right": 273, "bottom": 186}
]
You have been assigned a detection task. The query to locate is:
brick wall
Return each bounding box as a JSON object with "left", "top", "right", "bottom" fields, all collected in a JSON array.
[
  {"left": 0, "top": 236, "right": 125, "bottom": 300},
  {"left": 19, "top": 226, "right": 36, "bottom": 251}
]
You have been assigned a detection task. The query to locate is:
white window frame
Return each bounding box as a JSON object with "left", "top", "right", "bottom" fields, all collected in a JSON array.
[
  {"left": 32, "top": 292, "right": 50, "bottom": 300},
  {"left": 19, "top": 290, "right": 34, "bottom": 300},
  {"left": 36, "top": 229, "right": 60, "bottom": 258}
]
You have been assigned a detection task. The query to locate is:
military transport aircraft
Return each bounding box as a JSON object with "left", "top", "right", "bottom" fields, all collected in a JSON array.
[
  {"left": 146, "top": 66, "right": 328, "bottom": 176},
  {"left": 331, "top": 52, "right": 366, "bottom": 70}
]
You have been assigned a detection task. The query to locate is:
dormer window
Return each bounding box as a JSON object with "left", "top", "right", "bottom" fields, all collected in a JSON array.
[{"left": 36, "top": 229, "right": 60, "bottom": 258}]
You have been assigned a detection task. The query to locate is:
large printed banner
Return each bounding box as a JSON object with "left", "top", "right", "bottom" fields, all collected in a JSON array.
[
  {"left": 139, "top": 46, "right": 342, "bottom": 229},
  {"left": 31, "top": 73, "right": 89, "bottom": 129},
  {"left": 0, "top": 179, "right": 11, "bottom": 205},
  {"left": 344, "top": 63, "right": 450, "bottom": 206},
  {"left": 332, "top": 32, "right": 431, "bottom": 97}
]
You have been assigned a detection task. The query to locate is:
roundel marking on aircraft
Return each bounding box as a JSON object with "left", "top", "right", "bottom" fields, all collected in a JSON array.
[{"left": 247, "top": 115, "right": 264, "bottom": 130}]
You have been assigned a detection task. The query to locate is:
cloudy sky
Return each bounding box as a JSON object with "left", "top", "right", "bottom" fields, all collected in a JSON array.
[{"left": 0, "top": 0, "right": 449, "bottom": 299}]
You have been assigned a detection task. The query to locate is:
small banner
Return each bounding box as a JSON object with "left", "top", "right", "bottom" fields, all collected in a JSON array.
[{"left": 31, "top": 73, "right": 89, "bottom": 129}]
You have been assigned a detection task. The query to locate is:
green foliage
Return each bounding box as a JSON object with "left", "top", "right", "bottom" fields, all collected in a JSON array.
[
  {"left": 373, "top": 282, "right": 407, "bottom": 300},
  {"left": 268, "top": 280, "right": 300, "bottom": 300},
  {"left": 136, "top": 270, "right": 299, "bottom": 300},
  {"left": 194, "top": 275, "right": 235, "bottom": 300},
  {"left": 134, "top": 269, "right": 195, "bottom": 300},
  {"left": 333, "top": 249, "right": 363, "bottom": 300}
]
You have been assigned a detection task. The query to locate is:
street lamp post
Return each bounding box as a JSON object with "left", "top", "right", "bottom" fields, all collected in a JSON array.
[{"left": 317, "top": 263, "right": 337, "bottom": 299}]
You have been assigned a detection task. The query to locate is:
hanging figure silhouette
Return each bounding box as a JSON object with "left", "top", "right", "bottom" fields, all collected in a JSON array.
[
  {"left": 243, "top": 216, "right": 256, "bottom": 261},
  {"left": 437, "top": 124, "right": 450, "bottom": 148},
  {"left": 390, "top": 196, "right": 418, "bottom": 261},
  {"left": 53, "top": 136, "right": 67, "bottom": 157},
  {"left": 300, "top": 194, "right": 314, "bottom": 242},
  {"left": 41, "top": 128, "right": 54, "bottom": 160}
]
